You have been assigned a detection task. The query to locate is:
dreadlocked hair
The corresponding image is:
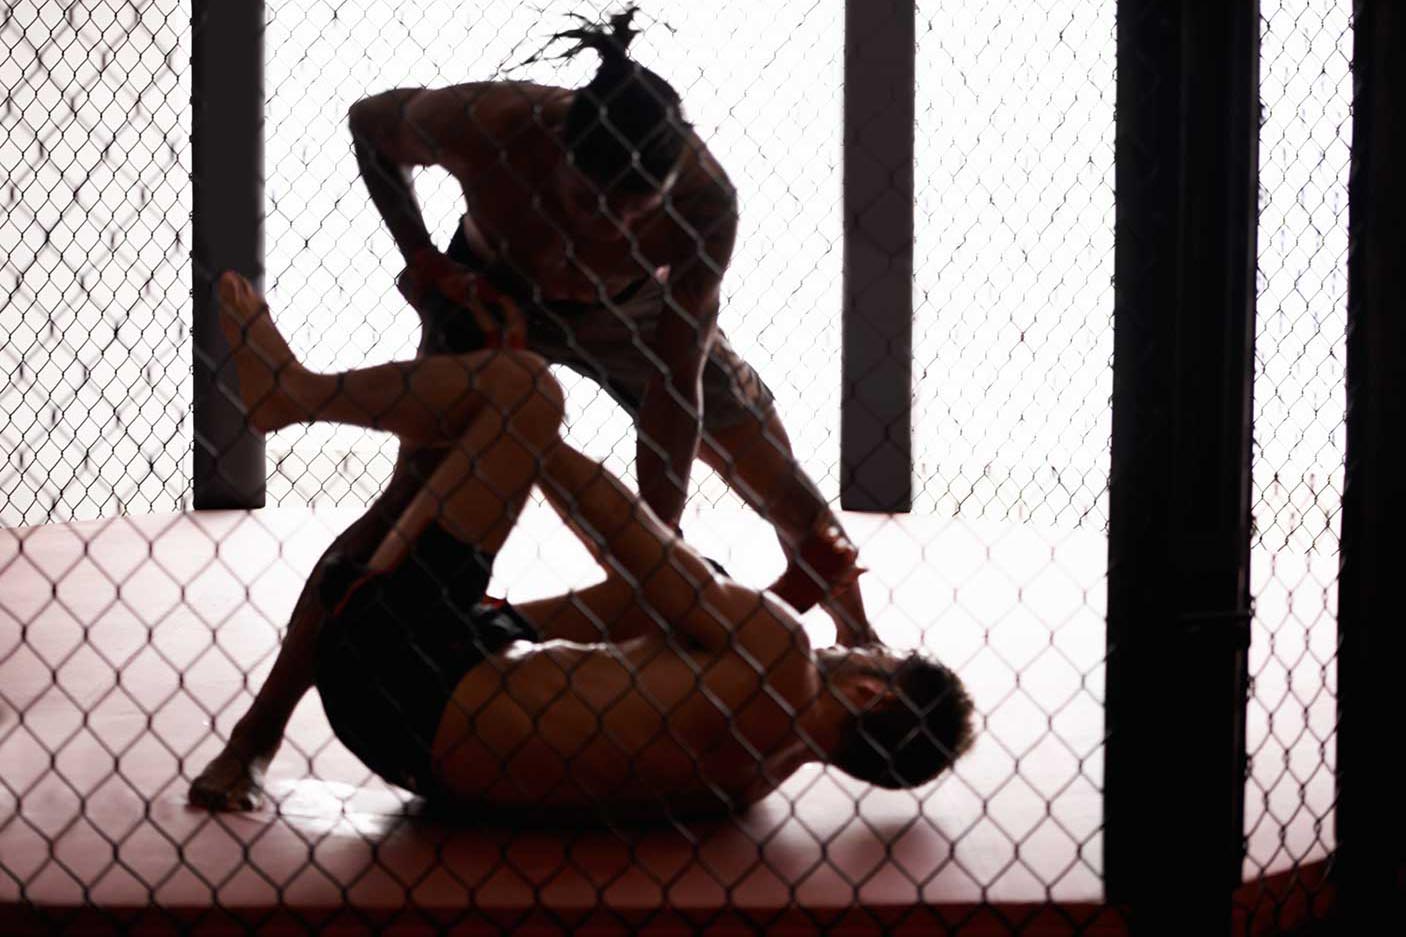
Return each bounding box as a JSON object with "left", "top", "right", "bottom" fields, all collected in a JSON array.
[{"left": 534, "top": 7, "right": 686, "bottom": 195}]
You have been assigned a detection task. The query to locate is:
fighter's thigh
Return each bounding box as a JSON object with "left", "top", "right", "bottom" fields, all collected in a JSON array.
[
  {"left": 533, "top": 294, "right": 777, "bottom": 432},
  {"left": 512, "top": 577, "right": 661, "bottom": 645},
  {"left": 698, "top": 332, "right": 778, "bottom": 432},
  {"left": 315, "top": 445, "right": 448, "bottom": 570}
]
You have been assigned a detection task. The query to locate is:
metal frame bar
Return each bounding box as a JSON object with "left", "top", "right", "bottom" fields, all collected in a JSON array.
[
  {"left": 191, "top": 0, "right": 267, "bottom": 509},
  {"left": 1336, "top": 0, "right": 1406, "bottom": 924},
  {"left": 1105, "top": 2, "right": 1259, "bottom": 928},
  {"left": 840, "top": 0, "right": 915, "bottom": 512}
]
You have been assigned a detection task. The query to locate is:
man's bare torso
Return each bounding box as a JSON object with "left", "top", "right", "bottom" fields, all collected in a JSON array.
[
  {"left": 431, "top": 594, "right": 818, "bottom": 817},
  {"left": 431, "top": 82, "right": 736, "bottom": 304}
]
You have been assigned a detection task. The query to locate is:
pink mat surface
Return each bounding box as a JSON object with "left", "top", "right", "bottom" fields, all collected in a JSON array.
[{"left": 0, "top": 506, "right": 1332, "bottom": 933}]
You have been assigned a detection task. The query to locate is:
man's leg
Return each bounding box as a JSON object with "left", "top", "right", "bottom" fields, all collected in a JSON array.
[
  {"left": 212, "top": 272, "right": 551, "bottom": 448},
  {"left": 188, "top": 449, "right": 430, "bottom": 810},
  {"left": 189, "top": 272, "right": 561, "bottom": 810},
  {"left": 527, "top": 286, "right": 869, "bottom": 642}
]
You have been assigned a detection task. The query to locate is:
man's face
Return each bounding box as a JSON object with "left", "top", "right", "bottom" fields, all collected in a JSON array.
[
  {"left": 555, "top": 164, "right": 669, "bottom": 239},
  {"left": 819, "top": 646, "right": 900, "bottom": 697}
]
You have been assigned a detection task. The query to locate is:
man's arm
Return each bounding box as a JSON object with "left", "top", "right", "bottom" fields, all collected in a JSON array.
[
  {"left": 539, "top": 442, "right": 802, "bottom": 662},
  {"left": 350, "top": 86, "right": 525, "bottom": 342},
  {"left": 188, "top": 492, "right": 401, "bottom": 810},
  {"left": 635, "top": 199, "right": 738, "bottom": 528},
  {"left": 347, "top": 87, "right": 454, "bottom": 259},
  {"left": 348, "top": 85, "right": 498, "bottom": 279}
]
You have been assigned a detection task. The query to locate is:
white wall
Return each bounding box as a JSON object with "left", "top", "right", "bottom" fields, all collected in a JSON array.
[
  {"left": 1, "top": 0, "right": 191, "bottom": 525},
  {"left": 1246, "top": 0, "right": 1351, "bottom": 881},
  {"left": 913, "top": 2, "right": 1116, "bottom": 527}
]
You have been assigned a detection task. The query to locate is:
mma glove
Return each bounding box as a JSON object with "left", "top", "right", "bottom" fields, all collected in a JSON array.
[
  {"left": 769, "top": 523, "right": 866, "bottom": 614},
  {"left": 399, "top": 246, "right": 527, "bottom": 349}
]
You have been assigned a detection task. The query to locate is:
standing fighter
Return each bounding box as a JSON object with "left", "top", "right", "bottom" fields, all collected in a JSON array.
[{"left": 190, "top": 9, "right": 869, "bottom": 810}]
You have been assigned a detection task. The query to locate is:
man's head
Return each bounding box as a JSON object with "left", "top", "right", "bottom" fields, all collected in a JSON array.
[
  {"left": 545, "top": 8, "right": 688, "bottom": 226},
  {"left": 818, "top": 646, "right": 976, "bottom": 790}
]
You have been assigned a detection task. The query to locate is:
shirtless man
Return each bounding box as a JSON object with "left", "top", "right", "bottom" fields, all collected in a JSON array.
[
  {"left": 205, "top": 272, "right": 974, "bottom": 816},
  {"left": 189, "top": 10, "right": 875, "bottom": 811}
]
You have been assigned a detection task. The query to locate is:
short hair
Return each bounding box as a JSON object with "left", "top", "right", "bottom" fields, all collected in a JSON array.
[
  {"left": 830, "top": 652, "right": 977, "bottom": 790},
  {"left": 541, "top": 7, "right": 687, "bottom": 195}
]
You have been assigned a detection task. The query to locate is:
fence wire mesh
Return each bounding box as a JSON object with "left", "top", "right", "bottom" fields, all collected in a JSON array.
[
  {"left": 1, "top": 0, "right": 191, "bottom": 525},
  {"left": 1239, "top": 0, "right": 1350, "bottom": 930},
  {"left": 907, "top": 0, "right": 1117, "bottom": 916},
  {"left": 0, "top": 0, "right": 1352, "bottom": 934},
  {"left": 261, "top": 0, "right": 843, "bottom": 513}
]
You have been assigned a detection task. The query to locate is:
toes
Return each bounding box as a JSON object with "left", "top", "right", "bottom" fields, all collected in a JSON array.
[
  {"left": 188, "top": 778, "right": 260, "bottom": 812},
  {"left": 216, "top": 271, "right": 257, "bottom": 315},
  {"left": 216, "top": 271, "right": 241, "bottom": 305}
]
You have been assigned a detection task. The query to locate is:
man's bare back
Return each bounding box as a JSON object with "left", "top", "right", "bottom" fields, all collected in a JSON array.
[{"left": 351, "top": 81, "right": 737, "bottom": 304}]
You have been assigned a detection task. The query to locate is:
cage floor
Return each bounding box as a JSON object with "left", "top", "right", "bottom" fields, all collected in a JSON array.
[{"left": 0, "top": 504, "right": 1332, "bottom": 934}]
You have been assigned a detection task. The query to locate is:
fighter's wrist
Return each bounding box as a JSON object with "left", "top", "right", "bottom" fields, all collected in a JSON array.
[
  {"left": 798, "top": 524, "right": 860, "bottom": 576},
  {"left": 405, "top": 244, "right": 452, "bottom": 281},
  {"left": 225, "top": 725, "right": 279, "bottom": 766}
]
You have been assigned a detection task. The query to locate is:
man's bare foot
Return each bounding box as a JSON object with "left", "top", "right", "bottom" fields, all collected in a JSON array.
[{"left": 215, "top": 270, "right": 311, "bottom": 433}]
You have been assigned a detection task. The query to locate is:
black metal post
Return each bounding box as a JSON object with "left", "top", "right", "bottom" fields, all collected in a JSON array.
[
  {"left": 1336, "top": 0, "right": 1406, "bottom": 925},
  {"left": 191, "top": 0, "right": 266, "bottom": 509},
  {"left": 840, "top": 0, "right": 914, "bottom": 513},
  {"left": 1105, "top": 2, "right": 1259, "bottom": 932}
]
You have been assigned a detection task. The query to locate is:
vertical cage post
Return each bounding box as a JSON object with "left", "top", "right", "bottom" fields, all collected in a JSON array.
[
  {"left": 191, "top": 0, "right": 267, "bottom": 509},
  {"left": 1106, "top": 1, "right": 1259, "bottom": 929},
  {"left": 840, "top": 0, "right": 914, "bottom": 512},
  {"left": 1337, "top": 0, "right": 1406, "bottom": 923}
]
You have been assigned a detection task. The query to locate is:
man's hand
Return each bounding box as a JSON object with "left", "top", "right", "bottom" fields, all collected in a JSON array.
[
  {"left": 824, "top": 581, "right": 876, "bottom": 648},
  {"left": 399, "top": 247, "right": 526, "bottom": 348},
  {"left": 189, "top": 745, "right": 271, "bottom": 812},
  {"left": 768, "top": 523, "right": 871, "bottom": 641}
]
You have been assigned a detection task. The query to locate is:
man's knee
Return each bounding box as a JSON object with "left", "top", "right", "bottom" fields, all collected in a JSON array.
[{"left": 479, "top": 351, "right": 565, "bottom": 437}]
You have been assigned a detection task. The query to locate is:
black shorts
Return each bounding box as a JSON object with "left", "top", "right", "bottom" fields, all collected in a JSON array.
[{"left": 315, "top": 523, "right": 537, "bottom": 797}]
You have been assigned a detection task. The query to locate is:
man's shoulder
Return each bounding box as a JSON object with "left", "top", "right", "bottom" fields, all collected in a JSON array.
[
  {"left": 415, "top": 81, "right": 569, "bottom": 137},
  {"left": 435, "top": 81, "right": 571, "bottom": 117},
  {"left": 410, "top": 81, "right": 571, "bottom": 171},
  {"left": 653, "top": 139, "right": 738, "bottom": 258},
  {"left": 674, "top": 134, "right": 738, "bottom": 218}
]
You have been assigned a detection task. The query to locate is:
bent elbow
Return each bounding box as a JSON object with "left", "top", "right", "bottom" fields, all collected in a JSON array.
[
  {"left": 347, "top": 104, "right": 372, "bottom": 150},
  {"left": 348, "top": 95, "right": 389, "bottom": 144}
]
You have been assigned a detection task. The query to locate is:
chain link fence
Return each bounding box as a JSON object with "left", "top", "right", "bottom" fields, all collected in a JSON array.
[
  {"left": 261, "top": 0, "right": 844, "bottom": 513},
  {"left": 0, "top": 0, "right": 1355, "bottom": 934},
  {"left": 907, "top": 0, "right": 1117, "bottom": 915},
  {"left": 1, "top": 0, "right": 190, "bottom": 525},
  {"left": 1240, "top": 0, "right": 1350, "bottom": 929}
]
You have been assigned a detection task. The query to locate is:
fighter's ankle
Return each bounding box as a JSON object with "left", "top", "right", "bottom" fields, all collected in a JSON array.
[{"left": 228, "top": 718, "right": 286, "bottom": 761}]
